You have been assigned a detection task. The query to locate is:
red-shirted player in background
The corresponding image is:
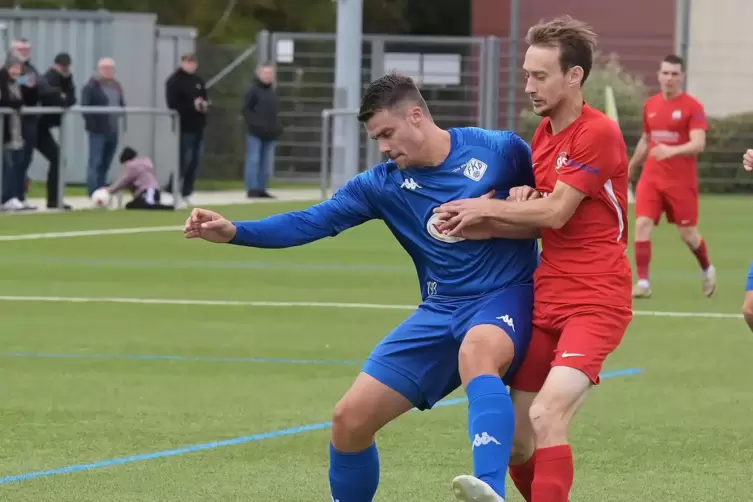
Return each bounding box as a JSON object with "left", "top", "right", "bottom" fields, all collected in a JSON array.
[
  {"left": 629, "top": 55, "right": 715, "bottom": 299},
  {"left": 435, "top": 16, "right": 631, "bottom": 502}
]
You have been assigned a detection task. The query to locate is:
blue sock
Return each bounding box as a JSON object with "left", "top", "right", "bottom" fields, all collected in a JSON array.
[
  {"left": 329, "top": 442, "right": 380, "bottom": 502},
  {"left": 466, "top": 374, "right": 515, "bottom": 498}
]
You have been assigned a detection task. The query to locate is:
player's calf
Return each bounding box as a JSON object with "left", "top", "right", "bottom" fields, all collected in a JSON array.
[
  {"left": 508, "top": 389, "right": 537, "bottom": 502},
  {"left": 329, "top": 372, "right": 413, "bottom": 502},
  {"left": 454, "top": 325, "right": 517, "bottom": 500},
  {"left": 633, "top": 217, "right": 655, "bottom": 298}
]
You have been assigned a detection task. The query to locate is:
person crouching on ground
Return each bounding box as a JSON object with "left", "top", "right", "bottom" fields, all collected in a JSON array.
[{"left": 106, "top": 147, "right": 173, "bottom": 210}]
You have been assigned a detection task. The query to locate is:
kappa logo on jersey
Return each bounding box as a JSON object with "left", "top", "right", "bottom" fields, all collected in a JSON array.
[
  {"left": 496, "top": 314, "right": 515, "bottom": 332},
  {"left": 400, "top": 178, "right": 421, "bottom": 190},
  {"left": 555, "top": 151, "right": 569, "bottom": 173},
  {"left": 472, "top": 432, "right": 501, "bottom": 448},
  {"left": 426, "top": 213, "right": 466, "bottom": 243},
  {"left": 460, "top": 158, "right": 488, "bottom": 181}
]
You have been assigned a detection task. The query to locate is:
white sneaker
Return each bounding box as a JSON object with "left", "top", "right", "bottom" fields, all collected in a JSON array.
[
  {"left": 174, "top": 198, "right": 187, "bottom": 210},
  {"left": 3, "top": 197, "right": 24, "bottom": 211},
  {"left": 452, "top": 475, "right": 504, "bottom": 501},
  {"left": 21, "top": 199, "right": 37, "bottom": 210},
  {"left": 183, "top": 195, "right": 194, "bottom": 206}
]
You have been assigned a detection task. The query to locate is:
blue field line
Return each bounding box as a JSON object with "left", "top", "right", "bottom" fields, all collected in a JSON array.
[
  {"left": 0, "top": 352, "right": 362, "bottom": 366},
  {"left": 0, "top": 368, "right": 642, "bottom": 484}
]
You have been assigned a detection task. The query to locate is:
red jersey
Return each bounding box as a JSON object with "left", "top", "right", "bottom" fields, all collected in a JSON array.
[
  {"left": 531, "top": 103, "right": 632, "bottom": 307},
  {"left": 643, "top": 92, "right": 707, "bottom": 187}
]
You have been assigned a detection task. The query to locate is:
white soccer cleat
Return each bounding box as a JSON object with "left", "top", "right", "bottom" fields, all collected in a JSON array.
[
  {"left": 702, "top": 265, "right": 717, "bottom": 298},
  {"left": 452, "top": 475, "right": 504, "bottom": 502}
]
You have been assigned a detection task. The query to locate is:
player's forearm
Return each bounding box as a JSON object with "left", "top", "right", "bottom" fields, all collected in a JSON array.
[
  {"left": 672, "top": 139, "right": 705, "bottom": 156},
  {"left": 486, "top": 221, "right": 541, "bottom": 239},
  {"left": 230, "top": 212, "right": 334, "bottom": 249},
  {"left": 485, "top": 199, "right": 564, "bottom": 229},
  {"left": 628, "top": 137, "right": 648, "bottom": 177}
]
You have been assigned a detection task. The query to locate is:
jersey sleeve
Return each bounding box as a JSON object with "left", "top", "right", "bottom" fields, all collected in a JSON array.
[
  {"left": 642, "top": 103, "right": 650, "bottom": 135},
  {"left": 688, "top": 98, "right": 708, "bottom": 131},
  {"left": 557, "top": 122, "right": 624, "bottom": 198},
  {"left": 230, "top": 171, "right": 379, "bottom": 248},
  {"left": 508, "top": 133, "right": 535, "bottom": 188}
]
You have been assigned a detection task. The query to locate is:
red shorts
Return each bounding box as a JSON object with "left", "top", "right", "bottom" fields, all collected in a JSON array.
[
  {"left": 635, "top": 177, "right": 698, "bottom": 226},
  {"left": 511, "top": 301, "right": 633, "bottom": 392}
]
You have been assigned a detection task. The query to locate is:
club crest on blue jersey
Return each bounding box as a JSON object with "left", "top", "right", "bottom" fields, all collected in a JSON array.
[{"left": 461, "top": 158, "right": 488, "bottom": 182}]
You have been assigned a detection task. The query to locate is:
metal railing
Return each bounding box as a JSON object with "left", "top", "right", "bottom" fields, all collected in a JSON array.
[
  {"left": 0, "top": 106, "right": 179, "bottom": 210},
  {"left": 319, "top": 107, "right": 361, "bottom": 199}
]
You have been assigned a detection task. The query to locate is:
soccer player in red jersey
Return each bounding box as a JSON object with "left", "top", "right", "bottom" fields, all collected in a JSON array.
[
  {"left": 629, "top": 55, "right": 715, "bottom": 299},
  {"left": 435, "top": 16, "right": 632, "bottom": 502}
]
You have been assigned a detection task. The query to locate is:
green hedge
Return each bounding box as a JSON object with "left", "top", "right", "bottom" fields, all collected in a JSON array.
[{"left": 518, "top": 55, "right": 753, "bottom": 194}]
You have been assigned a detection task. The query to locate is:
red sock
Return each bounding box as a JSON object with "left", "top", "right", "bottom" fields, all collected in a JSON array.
[
  {"left": 509, "top": 452, "right": 536, "bottom": 502},
  {"left": 634, "top": 241, "right": 651, "bottom": 281},
  {"left": 531, "top": 445, "right": 574, "bottom": 502},
  {"left": 691, "top": 239, "right": 711, "bottom": 271}
]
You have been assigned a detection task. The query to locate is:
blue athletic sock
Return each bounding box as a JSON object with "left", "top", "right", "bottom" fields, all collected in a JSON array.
[
  {"left": 466, "top": 374, "right": 515, "bottom": 499},
  {"left": 329, "top": 442, "right": 380, "bottom": 502}
]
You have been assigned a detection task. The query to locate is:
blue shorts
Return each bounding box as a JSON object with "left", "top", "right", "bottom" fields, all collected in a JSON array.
[
  {"left": 363, "top": 283, "right": 534, "bottom": 410},
  {"left": 747, "top": 261, "right": 753, "bottom": 291}
]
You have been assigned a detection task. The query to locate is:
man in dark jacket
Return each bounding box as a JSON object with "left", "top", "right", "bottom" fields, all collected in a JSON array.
[
  {"left": 81, "top": 57, "right": 125, "bottom": 197},
  {"left": 165, "top": 52, "right": 209, "bottom": 208},
  {"left": 10, "top": 38, "right": 55, "bottom": 210},
  {"left": 38, "top": 52, "right": 76, "bottom": 209},
  {"left": 242, "top": 62, "right": 282, "bottom": 199}
]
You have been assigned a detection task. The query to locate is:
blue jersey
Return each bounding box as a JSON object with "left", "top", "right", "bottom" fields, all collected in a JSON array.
[{"left": 231, "top": 127, "right": 539, "bottom": 300}]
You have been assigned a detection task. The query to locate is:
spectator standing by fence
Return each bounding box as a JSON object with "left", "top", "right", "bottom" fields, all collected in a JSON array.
[
  {"left": 38, "top": 52, "right": 76, "bottom": 210},
  {"left": 81, "top": 57, "right": 125, "bottom": 197},
  {"left": 11, "top": 38, "right": 54, "bottom": 210},
  {"left": 165, "top": 52, "right": 209, "bottom": 208},
  {"left": 0, "top": 56, "right": 28, "bottom": 211},
  {"left": 242, "top": 62, "right": 282, "bottom": 199}
]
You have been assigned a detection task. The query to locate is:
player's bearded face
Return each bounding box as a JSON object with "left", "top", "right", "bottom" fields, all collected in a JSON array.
[
  {"left": 365, "top": 108, "right": 424, "bottom": 169},
  {"left": 523, "top": 45, "right": 569, "bottom": 117}
]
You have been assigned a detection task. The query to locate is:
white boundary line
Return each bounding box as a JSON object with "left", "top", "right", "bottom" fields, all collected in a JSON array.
[
  {"left": 0, "top": 226, "right": 182, "bottom": 241},
  {"left": 0, "top": 295, "right": 742, "bottom": 319}
]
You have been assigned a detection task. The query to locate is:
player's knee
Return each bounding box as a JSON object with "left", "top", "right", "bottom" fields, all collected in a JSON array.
[
  {"left": 634, "top": 217, "right": 654, "bottom": 241},
  {"left": 458, "top": 325, "right": 515, "bottom": 384},
  {"left": 331, "top": 397, "right": 376, "bottom": 449},
  {"left": 678, "top": 226, "right": 701, "bottom": 248},
  {"left": 528, "top": 397, "right": 570, "bottom": 444}
]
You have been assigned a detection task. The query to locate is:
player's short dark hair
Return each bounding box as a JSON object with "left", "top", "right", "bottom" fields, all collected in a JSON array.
[
  {"left": 662, "top": 54, "right": 685, "bottom": 70},
  {"left": 357, "top": 73, "right": 429, "bottom": 123},
  {"left": 525, "top": 15, "right": 598, "bottom": 86}
]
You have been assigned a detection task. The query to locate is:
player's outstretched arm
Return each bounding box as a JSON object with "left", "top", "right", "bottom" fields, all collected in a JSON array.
[
  {"left": 185, "top": 177, "right": 378, "bottom": 249},
  {"left": 628, "top": 133, "right": 649, "bottom": 181}
]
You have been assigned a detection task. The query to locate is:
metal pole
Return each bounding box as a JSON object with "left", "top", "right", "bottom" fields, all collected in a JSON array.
[
  {"left": 332, "top": 0, "right": 363, "bottom": 189},
  {"left": 172, "top": 119, "right": 181, "bottom": 209},
  {"left": 506, "top": 0, "right": 520, "bottom": 131},
  {"left": 678, "top": 0, "right": 691, "bottom": 91},
  {"left": 320, "top": 110, "right": 331, "bottom": 200},
  {"left": 56, "top": 117, "right": 66, "bottom": 209}
]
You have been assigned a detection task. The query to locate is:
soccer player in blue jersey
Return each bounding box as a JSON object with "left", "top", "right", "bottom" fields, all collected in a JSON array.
[
  {"left": 742, "top": 149, "right": 753, "bottom": 331},
  {"left": 184, "top": 73, "right": 540, "bottom": 502}
]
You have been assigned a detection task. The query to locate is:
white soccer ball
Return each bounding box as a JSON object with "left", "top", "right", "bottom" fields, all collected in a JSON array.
[{"left": 91, "top": 188, "right": 112, "bottom": 208}]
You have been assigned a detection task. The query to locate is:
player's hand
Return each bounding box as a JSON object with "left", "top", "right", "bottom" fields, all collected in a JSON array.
[
  {"left": 184, "top": 208, "right": 237, "bottom": 243},
  {"left": 649, "top": 143, "right": 676, "bottom": 160},
  {"left": 743, "top": 149, "right": 753, "bottom": 171},
  {"left": 433, "top": 191, "right": 499, "bottom": 237},
  {"left": 507, "top": 185, "right": 540, "bottom": 202}
]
